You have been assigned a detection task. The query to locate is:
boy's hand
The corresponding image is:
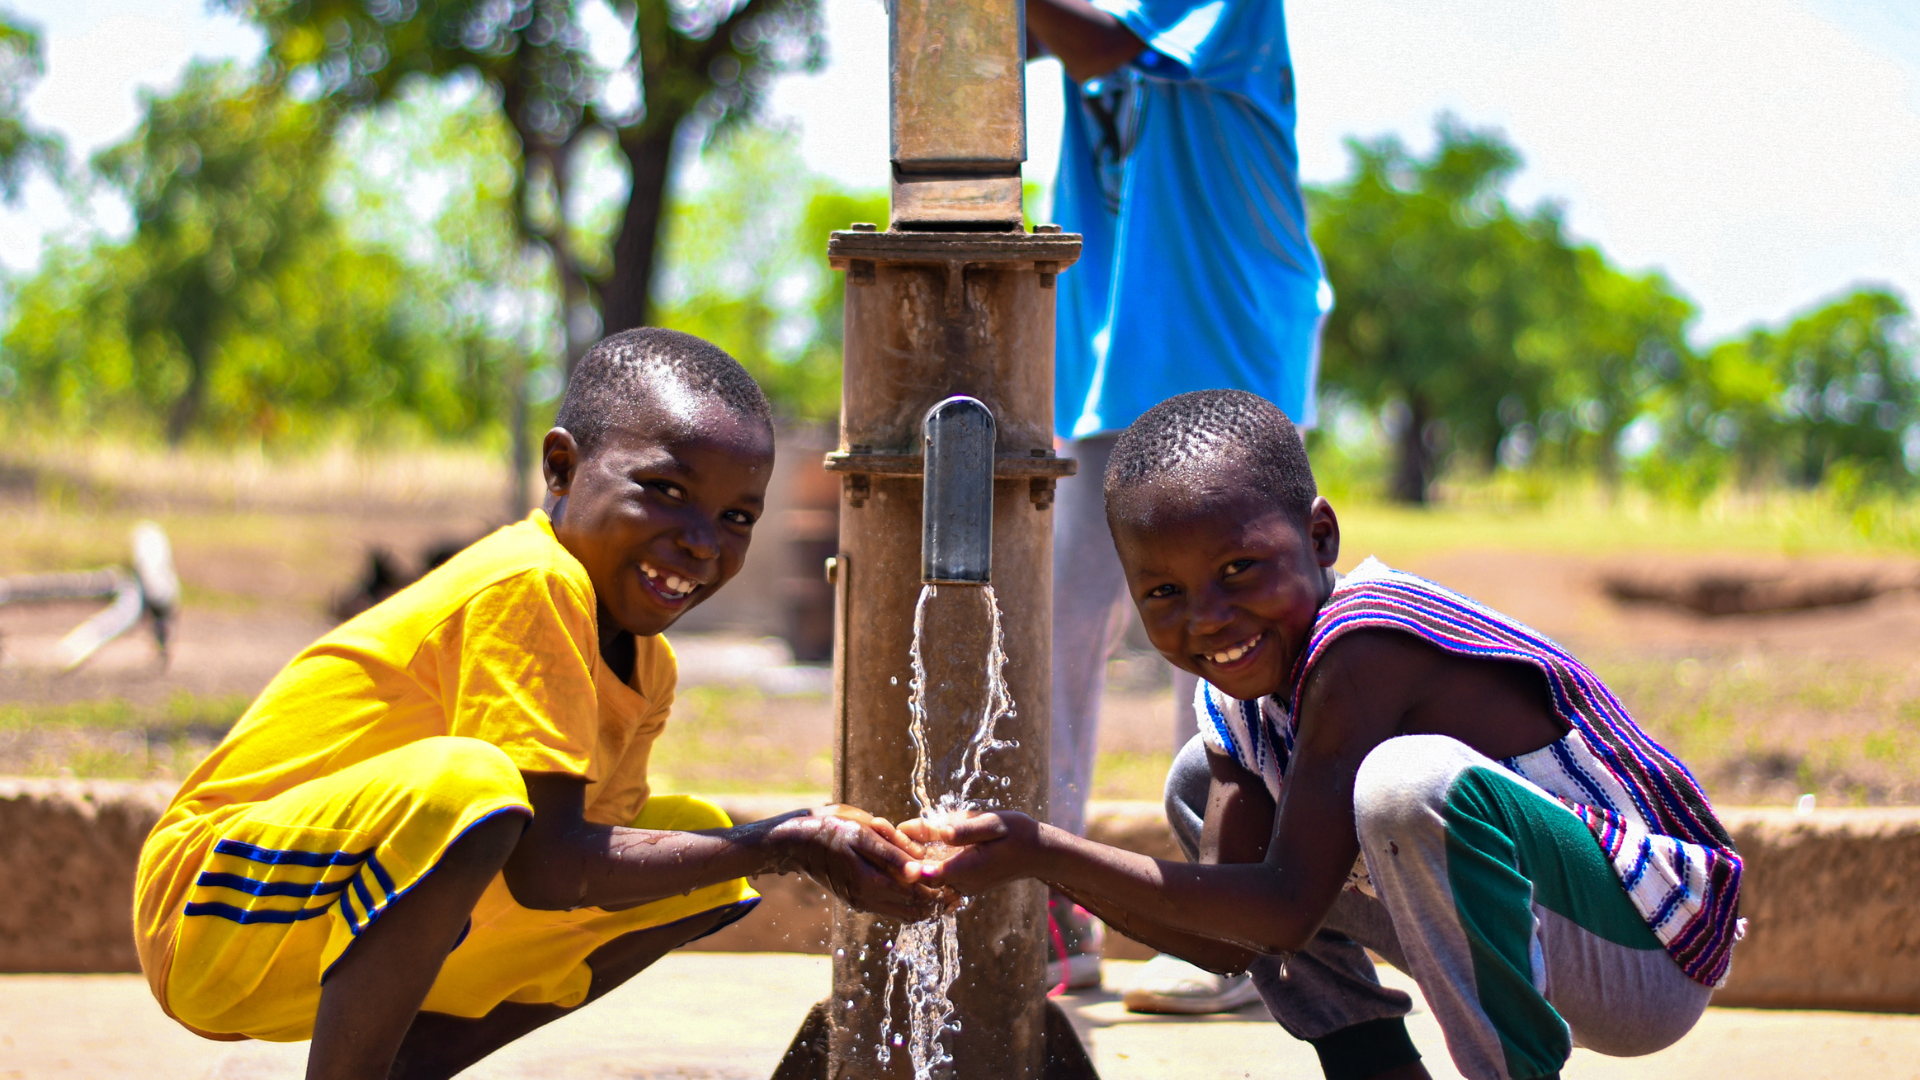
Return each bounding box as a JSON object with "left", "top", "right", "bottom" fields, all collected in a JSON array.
[
  {"left": 811, "top": 804, "right": 929, "bottom": 862},
  {"left": 904, "top": 810, "right": 1042, "bottom": 896},
  {"left": 766, "top": 812, "right": 948, "bottom": 920}
]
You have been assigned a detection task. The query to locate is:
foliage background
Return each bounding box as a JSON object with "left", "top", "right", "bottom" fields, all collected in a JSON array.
[{"left": 0, "top": 2, "right": 1913, "bottom": 511}]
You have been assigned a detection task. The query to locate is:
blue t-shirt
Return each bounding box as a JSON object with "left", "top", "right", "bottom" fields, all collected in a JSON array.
[{"left": 1050, "top": 0, "right": 1331, "bottom": 439}]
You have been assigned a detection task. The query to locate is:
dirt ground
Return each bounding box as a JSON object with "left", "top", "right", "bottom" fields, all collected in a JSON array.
[
  {"left": 6, "top": 955, "right": 1919, "bottom": 1080},
  {"left": 5, "top": 443, "right": 1920, "bottom": 805}
]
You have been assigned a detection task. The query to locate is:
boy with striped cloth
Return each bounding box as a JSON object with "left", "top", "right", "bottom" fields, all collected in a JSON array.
[{"left": 913, "top": 389, "right": 1742, "bottom": 1080}]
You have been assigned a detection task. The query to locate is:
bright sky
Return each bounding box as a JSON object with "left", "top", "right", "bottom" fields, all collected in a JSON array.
[{"left": 5, "top": 0, "right": 1919, "bottom": 343}]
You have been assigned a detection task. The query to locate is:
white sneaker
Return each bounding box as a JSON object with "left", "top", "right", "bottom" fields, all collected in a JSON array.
[{"left": 1121, "top": 953, "right": 1263, "bottom": 1015}]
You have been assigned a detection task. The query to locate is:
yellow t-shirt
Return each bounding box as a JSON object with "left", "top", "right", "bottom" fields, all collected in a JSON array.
[{"left": 135, "top": 509, "right": 675, "bottom": 1004}]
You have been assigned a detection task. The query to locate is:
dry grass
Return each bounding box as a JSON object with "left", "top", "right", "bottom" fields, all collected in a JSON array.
[
  {"left": 1595, "top": 652, "right": 1920, "bottom": 806},
  {"left": 6, "top": 439, "right": 1920, "bottom": 808},
  {"left": 1, "top": 432, "right": 512, "bottom": 515},
  {"left": 0, "top": 438, "right": 518, "bottom": 610}
]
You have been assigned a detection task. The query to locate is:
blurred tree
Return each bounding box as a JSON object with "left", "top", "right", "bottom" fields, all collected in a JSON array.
[
  {"left": 92, "top": 64, "right": 335, "bottom": 440},
  {"left": 1765, "top": 290, "right": 1918, "bottom": 488},
  {"left": 0, "top": 8, "right": 65, "bottom": 201},
  {"left": 1310, "top": 119, "right": 1581, "bottom": 503},
  {"left": 651, "top": 127, "right": 882, "bottom": 420},
  {"left": 1645, "top": 289, "right": 1918, "bottom": 492},
  {"left": 2, "top": 64, "right": 523, "bottom": 443},
  {"left": 224, "top": 0, "right": 825, "bottom": 361},
  {"left": 1527, "top": 250, "right": 1695, "bottom": 484}
]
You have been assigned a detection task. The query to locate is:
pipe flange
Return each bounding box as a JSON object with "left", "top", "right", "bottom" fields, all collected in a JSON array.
[{"left": 823, "top": 451, "right": 1077, "bottom": 479}]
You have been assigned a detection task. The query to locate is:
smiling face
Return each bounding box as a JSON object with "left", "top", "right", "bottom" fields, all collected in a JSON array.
[
  {"left": 542, "top": 402, "right": 774, "bottom": 638},
  {"left": 1112, "top": 483, "right": 1341, "bottom": 701}
]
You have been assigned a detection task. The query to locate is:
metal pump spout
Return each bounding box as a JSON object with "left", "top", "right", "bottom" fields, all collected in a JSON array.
[{"left": 922, "top": 395, "right": 996, "bottom": 584}]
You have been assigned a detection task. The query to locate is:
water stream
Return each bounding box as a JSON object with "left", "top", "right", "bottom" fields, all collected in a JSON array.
[{"left": 876, "top": 583, "right": 1018, "bottom": 1078}]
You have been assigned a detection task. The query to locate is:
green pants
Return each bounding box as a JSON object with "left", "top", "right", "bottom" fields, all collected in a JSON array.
[{"left": 1167, "top": 735, "right": 1714, "bottom": 1080}]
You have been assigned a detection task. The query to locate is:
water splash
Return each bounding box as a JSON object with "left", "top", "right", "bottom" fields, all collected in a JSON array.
[{"left": 877, "top": 583, "right": 1017, "bottom": 1078}]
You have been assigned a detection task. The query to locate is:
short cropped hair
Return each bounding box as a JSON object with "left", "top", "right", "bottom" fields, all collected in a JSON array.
[
  {"left": 555, "top": 327, "right": 772, "bottom": 454},
  {"left": 1104, "top": 390, "right": 1317, "bottom": 521}
]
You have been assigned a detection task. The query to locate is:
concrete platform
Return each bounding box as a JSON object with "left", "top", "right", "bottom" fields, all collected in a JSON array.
[
  {"left": 5, "top": 955, "right": 1919, "bottom": 1080},
  {"left": 14, "top": 784, "right": 1919, "bottom": 1014}
]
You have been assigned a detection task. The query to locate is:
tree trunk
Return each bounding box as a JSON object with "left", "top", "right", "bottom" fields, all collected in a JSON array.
[
  {"left": 602, "top": 122, "right": 681, "bottom": 337},
  {"left": 165, "top": 345, "right": 209, "bottom": 445},
  {"left": 507, "top": 348, "right": 532, "bottom": 519},
  {"left": 1389, "top": 394, "right": 1433, "bottom": 504},
  {"left": 536, "top": 139, "right": 595, "bottom": 377},
  {"left": 1598, "top": 421, "right": 1622, "bottom": 495}
]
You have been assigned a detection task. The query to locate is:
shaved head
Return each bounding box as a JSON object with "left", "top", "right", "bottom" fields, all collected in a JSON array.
[
  {"left": 1104, "top": 390, "right": 1317, "bottom": 528},
  {"left": 555, "top": 327, "right": 773, "bottom": 456}
]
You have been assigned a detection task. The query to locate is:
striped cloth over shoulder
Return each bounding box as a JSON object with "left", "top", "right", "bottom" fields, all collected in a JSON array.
[{"left": 1195, "top": 557, "right": 1745, "bottom": 988}]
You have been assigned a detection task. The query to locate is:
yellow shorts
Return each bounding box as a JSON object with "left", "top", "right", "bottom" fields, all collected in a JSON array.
[{"left": 161, "top": 737, "right": 757, "bottom": 1041}]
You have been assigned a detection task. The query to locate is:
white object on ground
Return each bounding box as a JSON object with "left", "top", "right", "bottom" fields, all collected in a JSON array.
[
  {"left": 53, "top": 569, "right": 143, "bottom": 671},
  {"left": 131, "top": 520, "right": 180, "bottom": 616},
  {"left": 1120, "top": 953, "right": 1263, "bottom": 1015}
]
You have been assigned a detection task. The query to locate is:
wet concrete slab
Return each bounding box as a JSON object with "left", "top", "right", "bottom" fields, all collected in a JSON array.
[{"left": 4, "top": 955, "right": 1918, "bottom": 1079}]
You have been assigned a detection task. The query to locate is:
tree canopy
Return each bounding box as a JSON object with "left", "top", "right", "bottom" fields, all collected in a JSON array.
[
  {"left": 0, "top": 9, "right": 64, "bottom": 202},
  {"left": 1311, "top": 117, "right": 1918, "bottom": 503},
  {"left": 2, "top": 67, "right": 529, "bottom": 444},
  {"left": 1312, "top": 120, "right": 1580, "bottom": 501},
  {"left": 5, "top": 63, "right": 1912, "bottom": 509},
  {"left": 650, "top": 127, "right": 882, "bottom": 422},
  {"left": 222, "top": 0, "right": 826, "bottom": 359}
]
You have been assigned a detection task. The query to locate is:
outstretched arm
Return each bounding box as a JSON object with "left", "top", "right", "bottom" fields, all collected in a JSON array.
[
  {"left": 1043, "top": 747, "right": 1277, "bottom": 972},
  {"left": 1026, "top": 0, "right": 1146, "bottom": 83},
  {"left": 924, "top": 634, "right": 1414, "bottom": 955},
  {"left": 504, "top": 773, "right": 942, "bottom": 921}
]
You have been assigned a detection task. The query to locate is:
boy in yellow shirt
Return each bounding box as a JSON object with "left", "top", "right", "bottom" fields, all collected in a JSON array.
[{"left": 135, "top": 328, "right": 936, "bottom": 1079}]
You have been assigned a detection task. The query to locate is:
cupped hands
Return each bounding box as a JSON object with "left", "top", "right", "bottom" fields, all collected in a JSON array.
[
  {"left": 898, "top": 809, "right": 1043, "bottom": 895},
  {"left": 765, "top": 804, "right": 956, "bottom": 920}
]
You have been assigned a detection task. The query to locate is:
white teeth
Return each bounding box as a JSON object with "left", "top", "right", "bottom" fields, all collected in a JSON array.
[
  {"left": 1209, "top": 636, "right": 1259, "bottom": 665},
  {"left": 641, "top": 563, "right": 696, "bottom": 599}
]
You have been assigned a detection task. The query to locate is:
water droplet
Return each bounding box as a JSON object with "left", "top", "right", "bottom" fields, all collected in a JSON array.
[
  {"left": 835, "top": 948, "right": 845, "bottom": 958},
  {"left": 891, "top": 1033, "right": 905, "bottom": 1047},
  {"left": 846, "top": 999, "right": 856, "bottom": 1009},
  {"left": 891, "top": 675, "right": 898, "bottom": 685}
]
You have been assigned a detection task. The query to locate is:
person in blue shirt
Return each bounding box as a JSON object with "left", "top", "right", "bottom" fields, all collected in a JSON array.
[{"left": 1030, "top": 0, "right": 1332, "bottom": 1012}]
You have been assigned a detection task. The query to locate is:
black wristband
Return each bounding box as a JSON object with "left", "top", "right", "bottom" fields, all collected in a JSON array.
[{"left": 1308, "top": 1016, "right": 1421, "bottom": 1080}]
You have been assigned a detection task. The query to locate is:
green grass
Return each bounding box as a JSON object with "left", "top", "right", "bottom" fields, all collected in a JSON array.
[
  {"left": 648, "top": 685, "right": 836, "bottom": 796},
  {"left": 1090, "top": 751, "right": 1177, "bottom": 802},
  {"left": 1589, "top": 653, "right": 1920, "bottom": 805},
  {"left": 0, "top": 691, "right": 251, "bottom": 735},
  {"left": 1330, "top": 478, "right": 1920, "bottom": 568}
]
